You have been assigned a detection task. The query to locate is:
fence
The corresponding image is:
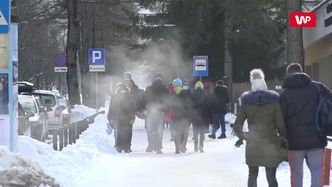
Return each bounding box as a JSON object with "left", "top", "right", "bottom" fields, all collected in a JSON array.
[{"left": 51, "top": 111, "right": 104, "bottom": 151}]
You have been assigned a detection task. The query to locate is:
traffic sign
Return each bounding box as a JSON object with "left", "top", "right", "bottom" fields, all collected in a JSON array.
[
  {"left": 54, "top": 54, "right": 67, "bottom": 72},
  {"left": 193, "top": 56, "right": 209, "bottom": 77},
  {"left": 0, "top": 0, "right": 10, "bottom": 33},
  {"left": 54, "top": 54, "right": 67, "bottom": 67},
  {"left": 89, "top": 48, "right": 105, "bottom": 72}
]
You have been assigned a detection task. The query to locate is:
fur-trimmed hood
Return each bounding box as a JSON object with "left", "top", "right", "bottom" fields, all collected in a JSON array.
[{"left": 240, "top": 90, "right": 279, "bottom": 105}]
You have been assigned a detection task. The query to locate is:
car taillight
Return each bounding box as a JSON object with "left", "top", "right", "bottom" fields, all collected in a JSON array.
[{"left": 55, "top": 107, "right": 62, "bottom": 117}]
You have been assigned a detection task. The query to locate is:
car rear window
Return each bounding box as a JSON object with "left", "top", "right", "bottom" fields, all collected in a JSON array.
[
  {"left": 58, "top": 97, "right": 68, "bottom": 107},
  {"left": 19, "top": 97, "right": 37, "bottom": 113},
  {"left": 36, "top": 94, "right": 56, "bottom": 107}
]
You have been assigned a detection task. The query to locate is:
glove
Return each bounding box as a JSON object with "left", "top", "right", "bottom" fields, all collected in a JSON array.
[{"left": 235, "top": 139, "right": 243, "bottom": 148}]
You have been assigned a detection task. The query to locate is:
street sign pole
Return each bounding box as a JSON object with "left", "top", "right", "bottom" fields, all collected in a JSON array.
[
  {"left": 0, "top": 0, "right": 18, "bottom": 152},
  {"left": 89, "top": 48, "right": 105, "bottom": 110}
]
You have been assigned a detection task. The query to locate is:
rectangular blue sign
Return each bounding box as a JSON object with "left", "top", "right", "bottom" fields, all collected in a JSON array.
[
  {"left": 0, "top": 0, "right": 10, "bottom": 33},
  {"left": 193, "top": 56, "right": 209, "bottom": 77},
  {"left": 89, "top": 48, "right": 105, "bottom": 65}
]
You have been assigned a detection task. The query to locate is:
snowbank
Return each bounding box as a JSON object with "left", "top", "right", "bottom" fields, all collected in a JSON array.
[{"left": 0, "top": 146, "right": 59, "bottom": 187}]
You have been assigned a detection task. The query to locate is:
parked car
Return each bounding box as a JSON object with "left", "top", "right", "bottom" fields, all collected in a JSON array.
[
  {"left": 18, "top": 81, "right": 72, "bottom": 130},
  {"left": 18, "top": 95, "right": 48, "bottom": 141},
  {"left": 18, "top": 102, "right": 30, "bottom": 136},
  {"left": 32, "top": 90, "right": 71, "bottom": 130}
]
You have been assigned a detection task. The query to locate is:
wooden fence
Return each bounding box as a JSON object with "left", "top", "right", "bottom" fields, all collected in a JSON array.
[{"left": 51, "top": 111, "right": 104, "bottom": 151}]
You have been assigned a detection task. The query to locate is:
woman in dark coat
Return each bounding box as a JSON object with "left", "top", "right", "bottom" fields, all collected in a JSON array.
[
  {"left": 233, "top": 69, "right": 287, "bottom": 187},
  {"left": 108, "top": 83, "right": 136, "bottom": 153}
]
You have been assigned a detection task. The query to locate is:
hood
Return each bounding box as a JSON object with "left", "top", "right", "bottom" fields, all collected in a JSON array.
[
  {"left": 283, "top": 73, "right": 311, "bottom": 88},
  {"left": 241, "top": 90, "right": 279, "bottom": 105}
]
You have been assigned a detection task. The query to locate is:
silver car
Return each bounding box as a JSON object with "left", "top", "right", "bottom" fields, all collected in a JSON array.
[{"left": 18, "top": 95, "right": 48, "bottom": 141}]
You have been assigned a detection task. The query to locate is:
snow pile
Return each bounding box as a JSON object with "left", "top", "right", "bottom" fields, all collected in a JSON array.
[
  {"left": 70, "top": 105, "right": 97, "bottom": 123},
  {"left": 0, "top": 146, "right": 59, "bottom": 187}
]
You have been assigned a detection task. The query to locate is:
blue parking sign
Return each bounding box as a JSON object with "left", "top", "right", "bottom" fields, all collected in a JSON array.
[
  {"left": 0, "top": 0, "right": 10, "bottom": 33},
  {"left": 89, "top": 48, "right": 105, "bottom": 65}
]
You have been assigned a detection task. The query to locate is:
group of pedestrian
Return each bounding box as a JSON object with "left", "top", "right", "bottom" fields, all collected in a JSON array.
[
  {"left": 107, "top": 71, "right": 230, "bottom": 154},
  {"left": 233, "top": 63, "right": 332, "bottom": 187},
  {"left": 107, "top": 62, "right": 332, "bottom": 187}
]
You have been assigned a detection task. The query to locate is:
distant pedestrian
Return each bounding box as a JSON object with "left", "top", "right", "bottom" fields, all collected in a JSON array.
[
  {"left": 171, "top": 78, "right": 190, "bottom": 154},
  {"left": 144, "top": 73, "right": 168, "bottom": 154},
  {"left": 233, "top": 69, "right": 287, "bottom": 187},
  {"left": 280, "top": 63, "right": 332, "bottom": 187},
  {"left": 208, "top": 80, "right": 229, "bottom": 139},
  {"left": 108, "top": 83, "right": 136, "bottom": 153},
  {"left": 191, "top": 81, "right": 209, "bottom": 152}
]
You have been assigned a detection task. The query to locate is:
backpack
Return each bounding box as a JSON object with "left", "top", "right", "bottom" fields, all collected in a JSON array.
[{"left": 313, "top": 83, "right": 332, "bottom": 136}]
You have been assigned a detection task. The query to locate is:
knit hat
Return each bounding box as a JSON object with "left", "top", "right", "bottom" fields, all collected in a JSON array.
[
  {"left": 194, "top": 81, "right": 204, "bottom": 90},
  {"left": 154, "top": 73, "right": 163, "bottom": 81},
  {"left": 249, "top": 69, "right": 267, "bottom": 91},
  {"left": 123, "top": 71, "right": 132, "bottom": 81},
  {"left": 173, "top": 78, "right": 182, "bottom": 88}
]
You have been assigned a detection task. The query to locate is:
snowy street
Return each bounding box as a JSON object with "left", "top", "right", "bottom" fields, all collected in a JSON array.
[{"left": 13, "top": 111, "right": 316, "bottom": 187}]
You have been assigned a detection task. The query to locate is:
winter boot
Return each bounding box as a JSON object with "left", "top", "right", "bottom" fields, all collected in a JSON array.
[
  {"left": 194, "top": 144, "right": 198, "bottom": 152},
  {"left": 156, "top": 150, "right": 163, "bottom": 154},
  {"left": 124, "top": 149, "right": 131, "bottom": 153},
  {"left": 116, "top": 147, "right": 122, "bottom": 153},
  {"left": 146, "top": 145, "right": 153, "bottom": 152},
  {"left": 218, "top": 133, "right": 226, "bottom": 139},
  {"left": 208, "top": 133, "right": 216, "bottom": 139},
  {"left": 199, "top": 146, "right": 204, "bottom": 153}
]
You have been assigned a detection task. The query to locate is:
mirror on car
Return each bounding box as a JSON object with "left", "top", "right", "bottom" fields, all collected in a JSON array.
[{"left": 26, "top": 110, "right": 35, "bottom": 118}]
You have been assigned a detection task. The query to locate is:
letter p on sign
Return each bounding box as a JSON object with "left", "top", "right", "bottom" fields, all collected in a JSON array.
[
  {"left": 290, "top": 12, "right": 316, "bottom": 28},
  {"left": 89, "top": 48, "right": 105, "bottom": 65},
  {"left": 92, "top": 51, "right": 101, "bottom": 63}
]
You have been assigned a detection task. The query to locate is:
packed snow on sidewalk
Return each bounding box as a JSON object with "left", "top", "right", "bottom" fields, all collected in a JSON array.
[{"left": 0, "top": 108, "right": 324, "bottom": 187}]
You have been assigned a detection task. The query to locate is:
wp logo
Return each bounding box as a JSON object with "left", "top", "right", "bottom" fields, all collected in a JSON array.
[{"left": 290, "top": 12, "right": 316, "bottom": 28}]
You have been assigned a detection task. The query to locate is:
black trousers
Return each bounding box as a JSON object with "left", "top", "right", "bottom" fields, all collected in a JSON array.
[
  {"left": 115, "top": 123, "right": 133, "bottom": 150},
  {"left": 248, "top": 166, "right": 278, "bottom": 187}
]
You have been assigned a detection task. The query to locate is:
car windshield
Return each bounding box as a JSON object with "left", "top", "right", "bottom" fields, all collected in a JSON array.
[
  {"left": 19, "top": 97, "right": 37, "bottom": 113},
  {"left": 36, "top": 94, "right": 56, "bottom": 107}
]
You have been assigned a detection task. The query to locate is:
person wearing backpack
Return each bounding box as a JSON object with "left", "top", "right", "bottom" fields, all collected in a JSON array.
[{"left": 280, "top": 63, "right": 332, "bottom": 187}]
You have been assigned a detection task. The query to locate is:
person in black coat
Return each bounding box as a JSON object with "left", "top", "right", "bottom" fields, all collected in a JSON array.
[
  {"left": 171, "top": 78, "right": 191, "bottom": 154},
  {"left": 108, "top": 83, "right": 136, "bottom": 153},
  {"left": 144, "top": 73, "right": 168, "bottom": 154},
  {"left": 208, "top": 80, "right": 229, "bottom": 139},
  {"left": 191, "top": 81, "right": 209, "bottom": 152},
  {"left": 280, "top": 63, "right": 332, "bottom": 187}
]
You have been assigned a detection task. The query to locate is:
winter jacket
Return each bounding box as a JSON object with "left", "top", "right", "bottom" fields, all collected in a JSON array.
[
  {"left": 190, "top": 88, "right": 210, "bottom": 127},
  {"left": 144, "top": 80, "right": 169, "bottom": 113},
  {"left": 108, "top": 92, "right": 136, "bottom": 126},
  {"left": 211, "top": 85, "right": 229, "bottom": 114},
  {"left": 279, "top": 73, "right": 327, "bottom": 150},
  {"left": 171, "top": 89, "right": 191, "bottom": 121},
  {"left": 233, "top": 90, "right": 286, "bottom": 168}
]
